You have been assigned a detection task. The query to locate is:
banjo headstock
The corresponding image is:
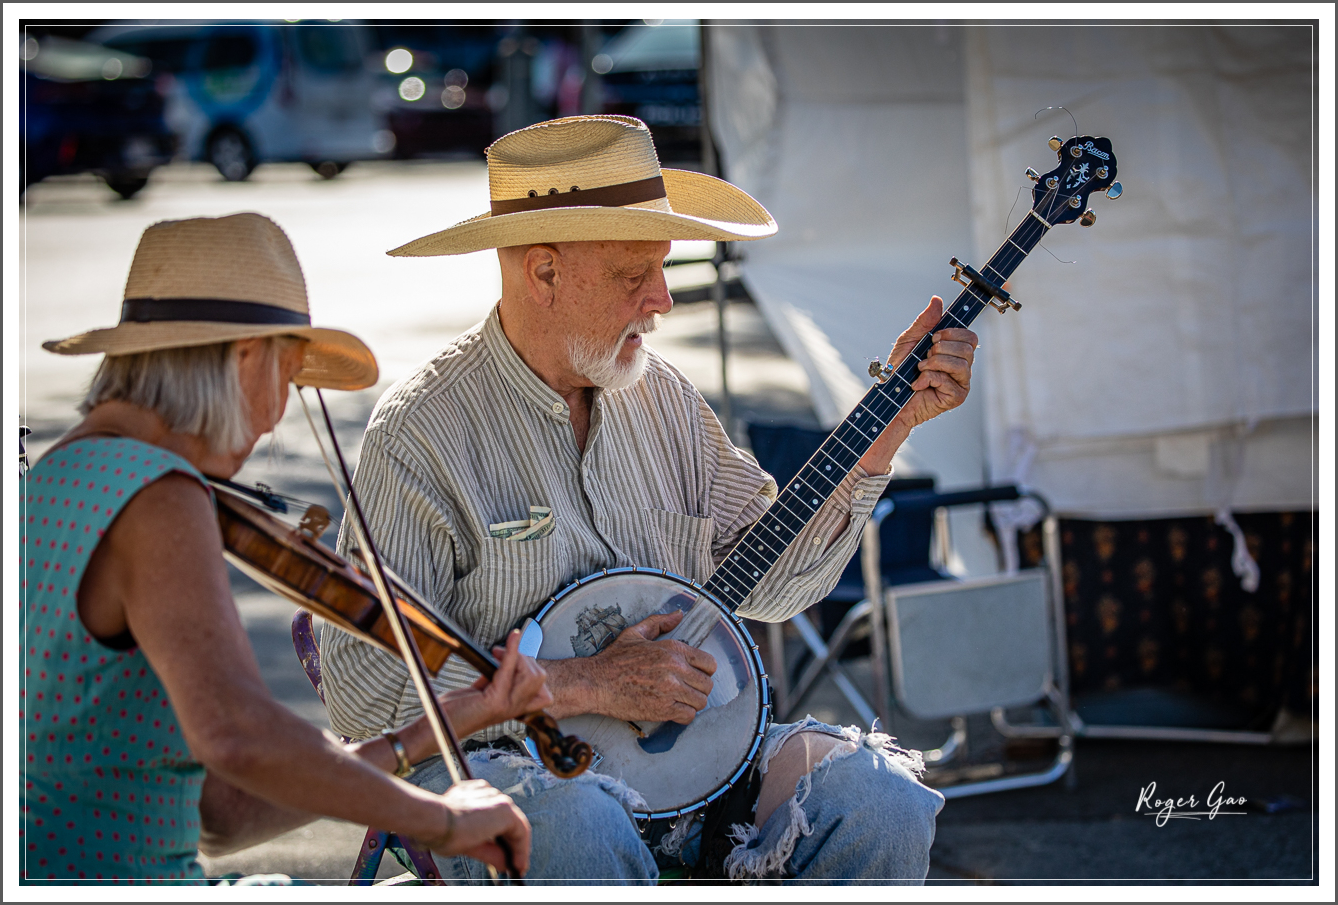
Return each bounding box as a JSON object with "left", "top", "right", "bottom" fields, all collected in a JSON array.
[{"left": 1029, "top": 134, "right": 1120, "bottom": 227}]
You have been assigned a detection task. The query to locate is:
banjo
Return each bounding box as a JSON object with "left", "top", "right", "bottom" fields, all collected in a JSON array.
[{"left": 521, "top": 134, "right": 1121, "bottom": 821}]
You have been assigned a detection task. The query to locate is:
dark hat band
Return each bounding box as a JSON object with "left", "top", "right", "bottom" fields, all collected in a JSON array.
[
  {"left": 121, "top": 298, "right": 311, "bottom": 326},
  {"left": 490, "top": 175, "right": 667, "bottom": 216}
]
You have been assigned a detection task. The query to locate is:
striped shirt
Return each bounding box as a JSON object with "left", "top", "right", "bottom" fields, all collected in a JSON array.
[{"left": 320, "top": 306, "right": 892, "bottom": 743}]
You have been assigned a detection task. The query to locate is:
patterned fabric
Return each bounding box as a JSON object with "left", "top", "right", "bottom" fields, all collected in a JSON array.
[
  {"left": 1020, "top": 511, "right": 1316, "bottom": 724},
  {"left": 320, "top": 306, "right": 892, "bottom": 742},
  {"left": 20, "top": 438, "right": 209, "bottom": 883}
]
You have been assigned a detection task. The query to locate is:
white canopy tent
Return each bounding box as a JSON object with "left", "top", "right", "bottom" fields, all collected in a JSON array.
[{"left": 706, "top": 23, "right": 1317, "bottom": 578}]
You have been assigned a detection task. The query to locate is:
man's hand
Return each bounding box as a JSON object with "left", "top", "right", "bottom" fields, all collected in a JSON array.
[
  {"left": 856, "top": 296, "right": 978, "bottom": 477},
  {"left": 887, "top": 295, "right": 978, "bottom": 432},
  {"left": 542, "top": 610, "right": 717, "bottom": 724}
]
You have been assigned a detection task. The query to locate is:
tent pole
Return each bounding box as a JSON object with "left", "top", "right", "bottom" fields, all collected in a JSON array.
[
  {"left": 699, "top": 22, "right": 735, "bottom": 439},
  {"left": 711, "top": 244, "right": 733, "bottom": 439}
]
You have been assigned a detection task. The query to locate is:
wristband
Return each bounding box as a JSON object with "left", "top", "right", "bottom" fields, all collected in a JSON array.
[{"left": 384, "top": 729, "right": 415, "bottom": 778}]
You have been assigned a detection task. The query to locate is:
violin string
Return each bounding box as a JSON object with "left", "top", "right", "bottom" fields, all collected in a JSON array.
[{"left": 296, "top": 389, "right": 513, "bottom": 884}]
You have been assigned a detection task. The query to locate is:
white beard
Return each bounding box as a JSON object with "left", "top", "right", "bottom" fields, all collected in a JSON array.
[{"left": 567, "top": 315, "right": 660, "bottom": 391}]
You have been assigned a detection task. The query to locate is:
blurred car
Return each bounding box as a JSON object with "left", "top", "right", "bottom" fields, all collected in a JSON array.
[
  {"left": 90, "top": 22, "right": 392, "bottom": 180},
  {"left": 594, "top": 21, "right": 700, "bottom": 163},
  {"left": 368, "top": 25, "right": 504, "bottom": 159},
  {"left": 20, "top": 35, "right": 176, "bottom": 199}
]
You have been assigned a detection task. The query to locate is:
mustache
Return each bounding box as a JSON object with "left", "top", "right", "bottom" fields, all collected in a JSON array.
[{"left": 620, "top": 314, "right": 661, "bottom": 342}]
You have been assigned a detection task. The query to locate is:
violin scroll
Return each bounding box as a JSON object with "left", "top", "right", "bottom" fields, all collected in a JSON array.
[{"left": 521, "top": 713, "right": 594, "bottom": 778}]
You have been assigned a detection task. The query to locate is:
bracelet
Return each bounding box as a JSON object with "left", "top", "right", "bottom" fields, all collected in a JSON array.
[
  {"left": 420, "top": 803, "right": 456, "bottom": 851},
  {"left": 383, "top": 729, "right": 415, "bottom": 778}
]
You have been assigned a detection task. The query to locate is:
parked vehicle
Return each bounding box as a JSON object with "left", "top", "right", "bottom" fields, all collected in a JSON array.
[
  {"left": 368, "top": 24, "right": 503, "bottom": 159},
  {"left": 20, "top": 35, "right": 176, "bottom": 198},
  {"left": 365, "top": 24, "right": 607, "bottom": 160},
  {"left": 90, "top": 22, "right": 392, "bottom": 180},
  {"left": 595, "top": 21, "right": 701, "bottom": 163}
]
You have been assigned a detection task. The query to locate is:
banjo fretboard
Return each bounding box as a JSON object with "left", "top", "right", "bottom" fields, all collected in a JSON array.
[{"left": 702, "top": 213, "right": 1053, "bottom": 612}]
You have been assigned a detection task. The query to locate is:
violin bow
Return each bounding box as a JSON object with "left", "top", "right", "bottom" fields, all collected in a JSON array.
[{"left": 296, "top": 387, "right": 519, "bottom": 885}]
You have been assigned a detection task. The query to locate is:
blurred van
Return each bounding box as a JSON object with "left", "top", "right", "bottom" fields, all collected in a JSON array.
[{"left": 90, "top": 23, "right": 392, "bottom": 180}]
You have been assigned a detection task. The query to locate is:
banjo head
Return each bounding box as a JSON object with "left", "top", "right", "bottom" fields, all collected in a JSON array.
[{"left": 533, "top": 567, "right": 769, "bottom": 819}]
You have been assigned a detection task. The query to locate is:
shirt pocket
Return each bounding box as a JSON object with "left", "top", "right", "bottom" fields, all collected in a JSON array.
[
  {"left": 459, "top": 533, "right": 572, "bottom": 646},
  {"left": 641, "top": 508, "right": 715, "bottom": 582}
]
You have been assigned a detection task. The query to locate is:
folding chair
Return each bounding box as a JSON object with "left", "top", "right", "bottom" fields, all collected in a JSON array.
[
  {"left": 746, "top": 422, "right": 1074, "bottom": 797},
  {"left": 747, "top": 424, "right": 1009, "bottom": 716},
  {"left": 290, "top": 610, "right": 441, "bottom": 884}
]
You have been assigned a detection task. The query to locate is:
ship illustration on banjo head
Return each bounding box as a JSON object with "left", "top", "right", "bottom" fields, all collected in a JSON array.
[
  {"left": 519, "top": 134, "right": 1120, "bottom": 822},
  {"left": 569, "top": 603, "right": 629, "bottom": 658}
]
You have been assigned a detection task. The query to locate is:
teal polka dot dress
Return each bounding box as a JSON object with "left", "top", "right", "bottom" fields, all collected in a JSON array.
[{"left": 20, "top": 438, "right": 210, "bottom": 883}]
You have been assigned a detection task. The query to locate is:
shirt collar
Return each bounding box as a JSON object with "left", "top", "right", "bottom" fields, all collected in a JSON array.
[{"left": 482, "top": 304, "right": 575, "bottom": 423}]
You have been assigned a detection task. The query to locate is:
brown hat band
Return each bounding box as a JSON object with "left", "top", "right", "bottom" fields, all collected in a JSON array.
[
  {"left": 490, "top": 175, "right": 666, "bottom": 216},
  {"left": 121, "top": 297, "right": 312, "bottom": 326}
]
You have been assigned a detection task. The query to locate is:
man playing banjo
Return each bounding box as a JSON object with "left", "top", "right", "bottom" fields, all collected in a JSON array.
[{"left": 321, "top": 115, "right": 977, "bottom": 882}]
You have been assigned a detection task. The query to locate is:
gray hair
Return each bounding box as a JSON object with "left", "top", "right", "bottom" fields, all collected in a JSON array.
[{"left": 80, "top": 336, "right": 298, "bottom": 456}]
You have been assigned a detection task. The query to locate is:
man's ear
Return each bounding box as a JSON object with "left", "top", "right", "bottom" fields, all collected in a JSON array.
[{"left": 524, "top": 244, "right": 560, "bottom": 308}]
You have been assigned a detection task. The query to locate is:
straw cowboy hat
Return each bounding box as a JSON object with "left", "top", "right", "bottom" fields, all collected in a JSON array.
[
  {"left": 389, "top": 115, "right": 778, "bottom": 256},
  {"left": 43, "top": 213, "right": 378, "bottom": 390}
]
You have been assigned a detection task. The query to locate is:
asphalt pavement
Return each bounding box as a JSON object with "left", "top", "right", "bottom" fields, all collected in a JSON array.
[{"left": 16, "top": 161, "right": 1320, "bottom": 889}]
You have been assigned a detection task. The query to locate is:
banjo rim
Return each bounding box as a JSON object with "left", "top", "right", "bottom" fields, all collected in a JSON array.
[{"left": 532, "top": 565, "right": 772, "bottom": 821}]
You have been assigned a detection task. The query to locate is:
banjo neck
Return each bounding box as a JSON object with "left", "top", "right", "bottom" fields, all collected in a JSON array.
[
  {"left": 701, "top": 210, "right": 1054, "bottom": 614},
  {"left": 699, "top": 129, "right": 1121, "bottom": 616}
]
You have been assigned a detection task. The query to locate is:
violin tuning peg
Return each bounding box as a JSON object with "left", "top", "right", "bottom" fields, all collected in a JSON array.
[
  {"left": 1048, "top": 136, "right": 1063, "bottom": 152},
  {"left": 1025, "top": 167, "right": 1041, "bottom": 183},
  {"left": 1105, "top": 181, "right": 1123, "bottom": 200}
]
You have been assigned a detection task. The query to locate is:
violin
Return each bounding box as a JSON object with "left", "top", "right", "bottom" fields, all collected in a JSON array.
[{"left": 212, "top": 482, "right": 594, "bottom": 780}]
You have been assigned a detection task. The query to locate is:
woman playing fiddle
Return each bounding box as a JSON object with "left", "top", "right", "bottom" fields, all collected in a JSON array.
[{"left": 21, "top": 213, "right": 540, "bottom": 883}]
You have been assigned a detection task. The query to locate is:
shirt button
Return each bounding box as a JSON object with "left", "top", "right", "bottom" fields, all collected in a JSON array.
[
  {"left": 551, "top": 402, "right": 564, "bottom": 414},
  {"left": 853, "top": 489, "right": 865, "bottom": 500},
  {"left": 812, "top": 536, "right": 824, "bottom": 546}
]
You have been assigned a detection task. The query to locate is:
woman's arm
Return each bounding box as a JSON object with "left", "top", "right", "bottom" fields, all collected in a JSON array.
[
  {"left": 198, "top": 771, "right": 309, "bottom": 857},
  {"left": 197, "top": 630, "right": 551, "bottom": 856},
  {"left": 82, "top": 474, "right": 530, "bottom": 872}
]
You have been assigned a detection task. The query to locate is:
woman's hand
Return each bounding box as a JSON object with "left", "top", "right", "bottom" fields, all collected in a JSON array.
[
  {"left": 474, "top": 629, "right": 553, "bottom": 723},
  {"left": 434, "top": 630, "right": 552, "bottom": 740},
  {"left": 393, "top": 630, "right": 553, "bottom": 763},
  {"left": 423, "top": 780, "right": 531, "bottom": 876}
]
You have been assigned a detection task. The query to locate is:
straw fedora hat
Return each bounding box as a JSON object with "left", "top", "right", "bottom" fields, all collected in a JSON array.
[
  {"left": 388, "top": 115, "right": 777, "bottom": 256},
  {"left": 43, "top": 213, "right": 378, "bottom": 390}
]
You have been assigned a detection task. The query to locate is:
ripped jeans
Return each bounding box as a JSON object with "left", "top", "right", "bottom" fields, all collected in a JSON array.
[{"left": 410, "top": 717, "right": 944, "bottom": 884}]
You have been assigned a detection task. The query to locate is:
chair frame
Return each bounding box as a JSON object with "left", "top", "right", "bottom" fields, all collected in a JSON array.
[{"left": 770, "top": 491, "right": 1077, "bottom": 798}]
